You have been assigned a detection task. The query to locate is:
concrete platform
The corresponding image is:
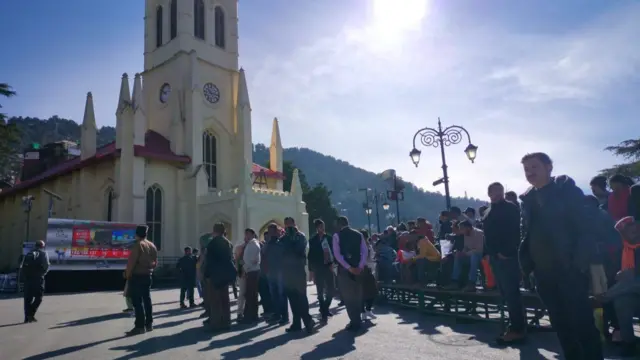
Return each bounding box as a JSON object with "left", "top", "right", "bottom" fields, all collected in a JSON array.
[{"left": 0, "top": 284, "right": 584, "bottom": 359}]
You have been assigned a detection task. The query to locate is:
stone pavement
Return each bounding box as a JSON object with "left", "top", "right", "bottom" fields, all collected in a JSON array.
[{"left": 1, "top": 284, "right": 568, "bottom": 360}]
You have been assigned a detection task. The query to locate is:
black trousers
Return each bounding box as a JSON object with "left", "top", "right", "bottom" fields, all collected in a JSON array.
[
  {"left": 535, "top": 268, "right": 604, "bottom": 360},
  {"left": 284, "top": 275, "right": 311, "bottom": 327},
  {"left": 23, "top": 279, "right": 44, "bottom": 319},
  {"left": 258, "top": 274, "right": 272, "bottom": 314},
  {"left": 180, "top": 282, "right": 195, "bottom": 305},
  {"left": 314, "top": 267, "right": 335, "bottom": 317},
  {"left": 129, "top": 274, "right": 153, "bottom": 329}
]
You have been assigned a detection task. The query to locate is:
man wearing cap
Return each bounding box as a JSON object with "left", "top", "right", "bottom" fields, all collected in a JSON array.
[{"left": 124, "top": 225, "right": 158, "bottom": 336}]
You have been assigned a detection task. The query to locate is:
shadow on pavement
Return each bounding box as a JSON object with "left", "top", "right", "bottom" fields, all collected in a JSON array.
[
  {"left": 216, "top": 330, "right": 300, "bottom": 359},
  {"left": 22, "top": 336, "right": 127, "bottom": 360},
  {"left": 300, "top": 326, "right": 366, "bottom": 360},
  {"left": 199, "top": 323, "right": 279, "bottom": 351},
  {"left": 50, "top": 306, "right": 201, "bottom": 329},
  {"left": 0, "top": 322, "right": 24, "bottom": 328},
  {"left": 109, "top": 326, "right": 212, "bottom": 360}
]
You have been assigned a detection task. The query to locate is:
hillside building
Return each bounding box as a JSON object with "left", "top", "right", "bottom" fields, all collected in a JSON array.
[{"left": 0, "top": 0, "right": 308, "bottom": 270}]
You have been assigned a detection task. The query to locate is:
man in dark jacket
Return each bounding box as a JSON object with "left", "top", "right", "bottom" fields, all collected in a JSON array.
[
  {"left": 264, "top": 224, "right": 289, "bottom": 324},
  {"left": 519, "top": 152, "right": 603, "bottom": 360},
  {"left": 308, "top": 219, "right": 335, "bottom": 323},
  {"left": 333, "top": 216, "right": 368, "bottom": 331},
  {"left": 177, "top": 246, "right": 197, "bottom": 308},
  {"left": 483, "top": 182, "right": 526, "bottom": 345},
  {"left": 22, "top": 240, "right": 49, "bottom": 323},
  {"left": 280, "top": 217, "right": 315, "bottom": 333}
]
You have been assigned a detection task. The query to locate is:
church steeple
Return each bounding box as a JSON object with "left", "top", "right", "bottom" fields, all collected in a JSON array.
[
  {"left": 269, "top": 117, "right": 283, "bottom": 191},
  {"left": 144, "top": 0, "right": 240, "bottom": 72},
  {"left": 81, "top": 92, "right": 97, "bottom": 160}
]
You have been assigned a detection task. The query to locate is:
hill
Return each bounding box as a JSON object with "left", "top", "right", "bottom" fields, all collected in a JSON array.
[{"left": 6, "top": 116, "right": 485, "bottom": 228}]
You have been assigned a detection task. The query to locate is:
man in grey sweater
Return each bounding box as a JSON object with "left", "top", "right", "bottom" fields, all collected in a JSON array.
[{"left": 445, "top": 220, "right": 484, "bottom": 292}]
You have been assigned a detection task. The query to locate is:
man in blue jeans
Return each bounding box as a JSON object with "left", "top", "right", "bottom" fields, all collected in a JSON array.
[
  {"left": 445, "top": 220, "right": 484, "bottom": 292},
  {"left": 483, "top": 182, "right": 527, "bottom": 345},
  {"left": 264, "top": 223, "right": 289, "bottom": 325}
]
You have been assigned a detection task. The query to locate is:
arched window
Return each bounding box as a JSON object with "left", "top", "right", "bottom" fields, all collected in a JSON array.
[
  {"left": 105, "top": 188, "right": 115, "bottom": 222},
  {"left": 194, "top": 0, "right": 205, "bottom": 40},
  {"left": 202, "top": 130, "right": 217, "bottom": 189},
  {"left": 146, "top": 185, "right": 163, "bottom": 250},
  {"left": 156, "top": 6, "right": 163, "bottom": 47},
  {"left": 214, "top": 6, "right": 225, "bottom": 48},
  {"left": 170, "top": 0, "right": 177, "bottom": 39}
]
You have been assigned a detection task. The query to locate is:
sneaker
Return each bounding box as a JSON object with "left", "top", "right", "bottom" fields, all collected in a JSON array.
[
  {"left": 122, "top": 308, "right": 133, "bottom": 313},
  {"left": 180, "top": 303, "right": 187, "bottom": 309},
  {"left": 189, "top": 303, "right": 196, "bottom": 308},
  {"left": 365, "top": 310, "right": 377, "bottom": 319},
  {"left": 145, "top": 324, "right": 153, "bottom": 332},
  {"left": 125, "top": 327, "right": 146, "bottom": 336},
  {"left": 305, "top": 319, "right": 316, "bottom": 334},
  {"left": 285, "top": 325, "right": 302, "bottom": 333}
]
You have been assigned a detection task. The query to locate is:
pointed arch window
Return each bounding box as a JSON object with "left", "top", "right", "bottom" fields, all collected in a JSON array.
[
  {"left": 170, "top": 0, "right": 177, "bottom": 39},
  {"left": 156, "top": 6, "right": 164, "bottom": 47},
  {"left": 146, "top": 185, "right": 163, "bottom": 250},
  {"left": 202, "top": 130, "right": 217, "bottom": 189},
  {"left": 214, "top": 6, "right": 226, "bottom": 48},
  {"left": 194, "top": 0, "right": 205, "bottom": 40},
  {"left": 105, "top": 187, "right": 115, "bottom": 222}
]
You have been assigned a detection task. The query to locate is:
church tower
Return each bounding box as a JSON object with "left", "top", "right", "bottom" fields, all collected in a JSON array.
[{"left": 142, "top": 0, "right": 246, "bottom": 192}]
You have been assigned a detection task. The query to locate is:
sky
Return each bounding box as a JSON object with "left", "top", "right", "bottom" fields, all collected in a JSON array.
[{"left": 1, "top": 0, "right": 639, "bottom": 200}]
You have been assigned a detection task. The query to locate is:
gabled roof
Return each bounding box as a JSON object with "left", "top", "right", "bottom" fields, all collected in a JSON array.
[{"left": 0, "top": 130, "right": 284, "bottom": 198}]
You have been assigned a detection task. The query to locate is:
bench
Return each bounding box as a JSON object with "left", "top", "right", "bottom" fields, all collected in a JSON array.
[{"left": 378, "top": 283, "right": 551, "bottom": 332}]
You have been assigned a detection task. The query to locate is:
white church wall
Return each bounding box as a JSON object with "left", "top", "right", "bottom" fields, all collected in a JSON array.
[{"left": 145, "top": 160, "right": 178, "bottom": 257}]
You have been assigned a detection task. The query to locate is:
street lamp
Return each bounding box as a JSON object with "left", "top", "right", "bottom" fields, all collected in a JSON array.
[
  {"left": 382, "top": 201, "right": 390, "bottom": 211},
  {"left": 21, "top": 195, "right": 35, "bottom": 244},
  {"left": 410, "top": 117, "right": 478, "bottom": 210},
  {"left": 365, "top": 207, "right": 372, "bottom": 215}
]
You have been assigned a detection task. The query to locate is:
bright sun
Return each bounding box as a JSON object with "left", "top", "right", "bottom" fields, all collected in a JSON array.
[{"left": 371, "top": 0, "right": 428, "bottom": 33}]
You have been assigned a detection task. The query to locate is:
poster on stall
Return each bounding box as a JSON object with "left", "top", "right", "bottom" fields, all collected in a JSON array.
[{"left": 46, "top": 218, "right": 138, "bottom": 271}]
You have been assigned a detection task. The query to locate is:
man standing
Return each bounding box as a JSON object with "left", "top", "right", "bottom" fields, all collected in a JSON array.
[
  {"left": 177, "top": 246, "right": 197, "bottom": 309},
  {"left": 590, "top": 175, "right": 611, "bottom": 211},
  {"left": 332, "top": 216, "right": 368, "bottom": 331},
  {"left": 519, "top": 152, "right": 603, "bottom": 360},
  {"left": 124, "top": 225, "right": 158, "bottom": 336},
  {"left": 308, "top": 219, "right": 335, "bottom": 323},
  {"left": 21, "top": 240, "right": 49, "bottom": 323},
  {"left": 483, "top": 182, "right": 527, "bottom": 345},
  {"left": 264, "top": 223, "right": 289, "bottom": 325},
  {"left": 241, "top": 228, "right": 261, "bottom": 324},
  {"left": 204, "top": 223, "right": 236, "bottom": 333},
  {"left": 281, "top": 217, "right": 315, "bottom": 333}
]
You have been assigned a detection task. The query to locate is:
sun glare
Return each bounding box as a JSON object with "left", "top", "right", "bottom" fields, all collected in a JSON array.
[{"left": 371, "top": 0, "right": 428, "bottom": 33}]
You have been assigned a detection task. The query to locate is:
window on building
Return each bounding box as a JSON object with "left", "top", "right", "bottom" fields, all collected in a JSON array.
[
  {"left": 170, "top": 0, "right": 177, "bottom": 39},
  {"left": 214, "top": 6, "right": 225, "bottom": 48},
  {"left": 202, "top": 130, "right": 217, "bottom": 189},
  {"left": 194, "top": 0, "right": 205, "bottom": 40},
  {"left": 105, "top": 188, "right": 115, "bottom": 222},
  {"left": 146, "top": 185, "right": 163, "bottom": 250},
  {"left": 156, "top": 6, "right": 163, "bottom": 47}
]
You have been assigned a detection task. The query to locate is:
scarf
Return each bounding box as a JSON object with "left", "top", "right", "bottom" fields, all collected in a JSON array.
[{"left": 615, "top": 216, "right": 640, "bottom": 270}]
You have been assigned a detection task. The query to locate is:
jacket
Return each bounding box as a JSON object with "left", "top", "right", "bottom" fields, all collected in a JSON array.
[
  {"left": 482, "top": 200, "right": 521, "bottom": 257},
  {"left": 280, "top": 228, "right": 308, "bottom": 285},
  {"left": 176, "top": 255, "right": 197, "bottom": 284},
  {"left": 518, "top": 175, "right": 600, "bottom": 275},
  {"left": 205, "top": 235, "right": 236, "bottom": 287}
]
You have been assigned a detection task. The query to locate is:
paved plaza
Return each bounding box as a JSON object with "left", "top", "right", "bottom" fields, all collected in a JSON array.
[{"left": 1, "top": 285, "right": 569, "bottom": 360}]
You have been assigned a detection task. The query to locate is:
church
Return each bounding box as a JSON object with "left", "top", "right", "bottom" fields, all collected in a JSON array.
[{"left": 0, "top": 0, "right": 309, "bottom": 269}]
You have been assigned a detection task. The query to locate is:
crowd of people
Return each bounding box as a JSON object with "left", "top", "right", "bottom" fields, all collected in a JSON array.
[{"left": 21, "top": 151, "right": 640, "bottom": 360}]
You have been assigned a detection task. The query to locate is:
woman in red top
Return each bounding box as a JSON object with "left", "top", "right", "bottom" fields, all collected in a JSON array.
[{"left": 608, "top": 174, "right": 635, "bottom": 222}]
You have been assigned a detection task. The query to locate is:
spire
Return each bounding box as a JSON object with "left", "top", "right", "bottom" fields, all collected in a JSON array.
[
  {"left": 116, "top": 73, "right": 131, "bottom": 114},
  {"left": 132, "top": 73, "right": 146, "bottom": 146},
  {"left": 237, "top": 68, "right": 251, "bottom": 108},
  {"left": 132, "top": 73, "right": 144, "bottom": 113},
  {"left": 290, "top": 168, "right": 303, "bottom": 200},
  {"left": 269, "top": 117, "right": 283, "bottom": 170},
  {"left": 81, "top": 92, "right": 97, "bottom": 160}
]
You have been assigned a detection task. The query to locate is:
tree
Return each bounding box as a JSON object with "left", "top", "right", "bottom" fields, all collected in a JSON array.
[
  {"left": 270, "top": 160, "right": 339, "bottom": 233},
  {"left": 601, "top": 138, "right": 640, "bottom": 180},
  {"left": 0, "top": 83, "right": 21, "bottom": 184}
]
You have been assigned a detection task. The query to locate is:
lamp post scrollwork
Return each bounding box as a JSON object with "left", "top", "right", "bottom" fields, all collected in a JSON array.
[{"left": 409, "top": 117, "right": 478, "bottom": 210}]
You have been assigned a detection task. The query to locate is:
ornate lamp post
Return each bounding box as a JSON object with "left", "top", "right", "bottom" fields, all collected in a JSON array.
[
  {"left": 410, "top": 117, "right": 478, "bottom": 210},
  {"left": 364, "top": 205, "right": 373, "bottom": 233}
]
